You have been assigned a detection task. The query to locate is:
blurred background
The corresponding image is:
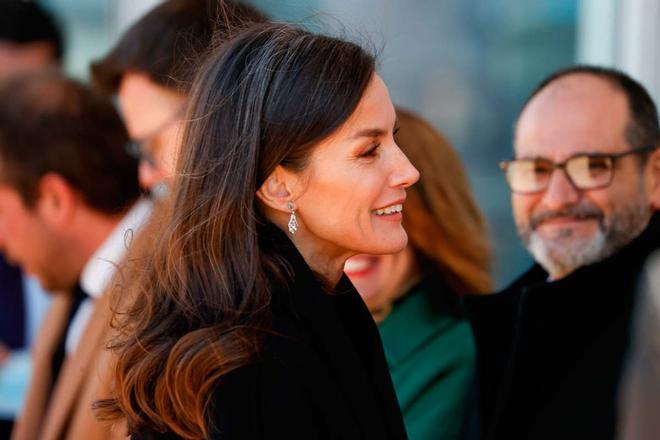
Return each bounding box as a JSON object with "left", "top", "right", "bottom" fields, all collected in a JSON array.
[
  {"left": 37, "top": 0, "right": 660, "bottom": 287},
  {"left": 3, "top": 0, "right": 660, "bottom": 435}
]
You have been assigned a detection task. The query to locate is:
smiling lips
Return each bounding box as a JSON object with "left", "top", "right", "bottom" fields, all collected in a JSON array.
[
  {"left": 537, "top": 216, "right": 597, "bottom": 227},
  {"left": 344, "top": 255, "right": 378, "bottom": 276},
  {"left": 373, "top": 203, "right": 403, "bottom": 216},
  {"left": 530, "top": 205, "right": 603, "bottom": 230}
]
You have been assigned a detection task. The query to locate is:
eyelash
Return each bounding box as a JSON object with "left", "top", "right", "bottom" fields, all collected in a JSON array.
[
  {"left": 359, "top": 127, "right": 399, "bottom": 158},
  {"left": 361, "top": 144, "right": 380, "bottom": 158}
]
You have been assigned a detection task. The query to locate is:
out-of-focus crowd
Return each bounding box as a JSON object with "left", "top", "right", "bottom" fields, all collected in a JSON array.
[{"left": 1, "top": 1, "right": 660, "bottom": 440}]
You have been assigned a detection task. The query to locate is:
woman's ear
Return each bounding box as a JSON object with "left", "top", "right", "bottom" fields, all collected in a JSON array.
[{"left": 256, "top": 165, "right": 296, "bottom": 213}]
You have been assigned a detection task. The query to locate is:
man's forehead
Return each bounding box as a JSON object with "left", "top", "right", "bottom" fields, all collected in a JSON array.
[
  {"left": 528, "top": 72, "right": 623, "bottom": 105},
  {"left": 0, "top": 41, "right": 57, "bottom": 81},
  {"left": 118, "top": 72, "right": 184, "bottom": 139},
  {"left": 514, "top": 74, "right": 630, "bottom": 159}
]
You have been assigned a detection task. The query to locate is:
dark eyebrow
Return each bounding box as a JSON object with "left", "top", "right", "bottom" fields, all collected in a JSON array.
[
  {"left": 346, "top": 120, "right": 399, "bottom": 141},
  {"left": 347, "top": 128, "right": 386, "bottom": 141}
]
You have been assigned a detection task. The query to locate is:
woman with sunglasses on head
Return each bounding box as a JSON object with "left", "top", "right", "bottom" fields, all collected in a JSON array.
[
  {"left": 345, "top": 108, "right": 492, "bottom": 440},
  {"left": 97, "top": 23, "right": 418, "bottom": 439}
]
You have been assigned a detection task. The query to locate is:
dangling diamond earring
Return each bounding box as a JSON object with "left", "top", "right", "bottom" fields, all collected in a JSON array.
[{"left": 287, "top": 201, "right": 299, "bottom": 235}]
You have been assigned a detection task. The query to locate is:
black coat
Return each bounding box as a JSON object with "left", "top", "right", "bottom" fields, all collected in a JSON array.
[
  {"left": 137, "top": 224, "right": 407, "bottom": 440},
  {"left": 466, "top": 215, "right": 660, "bottom": 440}
]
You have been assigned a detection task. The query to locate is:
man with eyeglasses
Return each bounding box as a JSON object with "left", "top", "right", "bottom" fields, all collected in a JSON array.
[
  {"left": 467, "top": 65, "right": 660, "bottom": 440},
  {"left": 92, "top": 0, "right": 267, "bottom": 198}
]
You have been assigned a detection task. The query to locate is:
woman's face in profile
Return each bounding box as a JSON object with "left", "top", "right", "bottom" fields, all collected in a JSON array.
[{"left": 294, "top": 75, "right": 419, "bottom": 259}]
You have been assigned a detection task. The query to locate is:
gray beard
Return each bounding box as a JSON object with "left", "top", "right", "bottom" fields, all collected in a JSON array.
[{"left": 520, "top": 196, "right": 651, "bottom": 280}]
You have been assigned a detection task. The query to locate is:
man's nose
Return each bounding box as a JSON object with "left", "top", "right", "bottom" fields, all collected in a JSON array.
[{"left": 541, "top": 168, "right": 580, "bottom": 209}]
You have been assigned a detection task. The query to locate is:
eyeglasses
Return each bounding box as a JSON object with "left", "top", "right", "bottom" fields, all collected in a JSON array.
[
  {"left": 125, "top": 106, "right": 186, "bottom": 168},
  {"left": 126, "top": 139, "right": 157, "bottom": 168},
  {"left": 500, "top": 145, "right": 657, "bottom": 194}
]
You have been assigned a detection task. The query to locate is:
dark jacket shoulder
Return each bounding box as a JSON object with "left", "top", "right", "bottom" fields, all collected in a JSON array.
[
  {"left": 466, "top": 215, "right": 660, "bottom": 440},
  {"left": 206, "top": 224, "right": 407, "bottom": 439}
]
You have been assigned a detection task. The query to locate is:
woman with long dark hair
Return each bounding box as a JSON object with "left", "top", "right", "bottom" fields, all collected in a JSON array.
[
  {"left": 99, "top": 23, "right": 418, "bottom": 439},
  {"left": 345, "top": 108, "right": 492, "bottom": 439}
]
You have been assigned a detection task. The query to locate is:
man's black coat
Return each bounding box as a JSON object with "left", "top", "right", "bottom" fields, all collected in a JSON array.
[{"left": 467, "top": 215, "right": 660, "bottom": 440}]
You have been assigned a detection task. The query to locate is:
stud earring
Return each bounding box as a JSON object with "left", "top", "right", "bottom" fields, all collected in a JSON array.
[{"left": 287, "top": 201, "right": 299, "bottom": 235}]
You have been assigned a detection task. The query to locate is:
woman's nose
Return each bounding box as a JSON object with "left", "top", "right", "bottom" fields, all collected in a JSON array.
[{"left": 389, "top": 145, "right": 420, "bottom": 188}]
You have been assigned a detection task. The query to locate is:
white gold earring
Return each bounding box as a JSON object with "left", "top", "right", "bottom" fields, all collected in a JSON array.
[{"left": 287, "top": 201, "right": 299, "bottom": 234}]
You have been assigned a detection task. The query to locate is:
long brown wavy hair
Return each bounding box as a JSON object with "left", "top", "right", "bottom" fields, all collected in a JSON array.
[
  {"left": 396, "top": 108, "right": 492, "bottom": 295},
  {"left": 97, "top": 24, "right": 375, "bottom": 439}
]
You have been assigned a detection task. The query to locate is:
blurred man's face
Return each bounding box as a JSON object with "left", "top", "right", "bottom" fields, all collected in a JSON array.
[
  {"left": 118, "top": 72, "right": 185, "bottom": 195},
  {"left": 0, "top": 184, "right": 64, "bottom": 291},
  {"left": 0, "top": 41, "right": 57, "bottom": 80},
  {"left": 512, "top": 73, "right": 656, "bottom": 280}
]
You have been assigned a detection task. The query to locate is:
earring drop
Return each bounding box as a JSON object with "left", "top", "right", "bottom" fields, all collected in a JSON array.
[{"left": 287, "top": 201, "right": 299, "bottom": 235}]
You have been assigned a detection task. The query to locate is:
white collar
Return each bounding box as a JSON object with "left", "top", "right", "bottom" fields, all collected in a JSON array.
[{"left": 79, "top": 198, "right": 152, "bottom": 298}]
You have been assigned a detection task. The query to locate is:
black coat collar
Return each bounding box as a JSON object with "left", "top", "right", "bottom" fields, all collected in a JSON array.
[
  {"left": 469, "top": 213, "right": 660, "bottom": 439},
  {"left": 504, "top": 212, "right": 660, "bottom": 318},
  {"left": 259, "top": 222, "right": 407, "bottom": 439}
]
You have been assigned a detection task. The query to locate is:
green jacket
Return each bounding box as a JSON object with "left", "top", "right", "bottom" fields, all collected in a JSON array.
[{"left": 379, "top": 282, "right": 475, "bottom": 440}]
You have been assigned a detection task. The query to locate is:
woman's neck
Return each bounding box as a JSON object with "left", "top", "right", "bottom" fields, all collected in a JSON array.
[
  {"left": 305, "top": 253, "right": 346, "bottom": 289},
  {"left": 265, "top": 214, "right": 351, "bottom": 289},
  {"left": 276, "top": 227, "right": 348, "bottom": 289},
  {"left": 294, "top": 238, "right": 349, "bottom": 289}
]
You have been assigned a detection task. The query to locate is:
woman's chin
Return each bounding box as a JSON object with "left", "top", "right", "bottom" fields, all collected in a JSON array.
[{"left": 370, "top": 231, "right": 408, "bottom": 255}]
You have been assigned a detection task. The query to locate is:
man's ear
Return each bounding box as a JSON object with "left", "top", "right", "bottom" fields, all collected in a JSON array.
[
  {"left": 256, "top": 165, "right": 296, "bottom": 213},
  {"left": 34, "top": 173, "right": 77, "bottom": 227}
]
